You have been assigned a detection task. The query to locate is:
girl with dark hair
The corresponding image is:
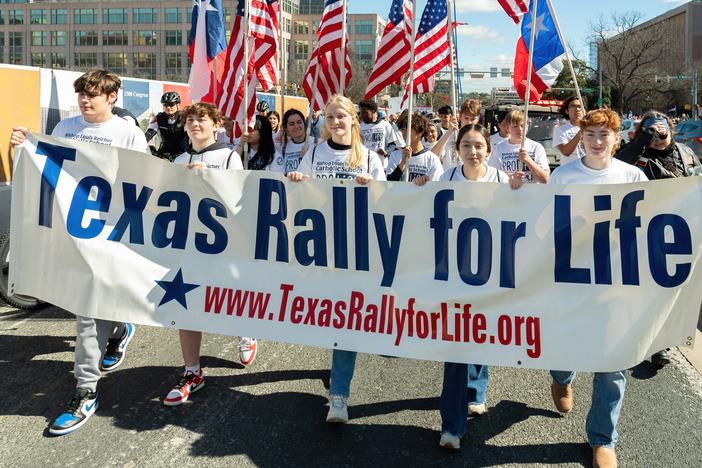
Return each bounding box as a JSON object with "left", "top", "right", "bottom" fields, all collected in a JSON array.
[
  {"left": 268, "top": 110, "right": 281, "bottom": 133},
  {"left": 237, "top": 115, "right": 279, "bottom": 171},
  {"left": 269, "top": 108, "right": 308, "bottom": 175},
  {"left": 438, "top": 124, "right": 522, "bottom": 450}
]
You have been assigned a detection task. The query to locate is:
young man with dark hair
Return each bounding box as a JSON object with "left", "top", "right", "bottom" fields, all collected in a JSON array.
[
  {"left": 553, "top": 96, "right": 585, "bottom": 166},
  {"left": 10, "top": 68, "right": 149, "bottom": 436},
  {"left": 386, "top": 112, "right": 443, "bottom": 183},
  {"left": 358, "top": 99, "right": 399, "bottom": 166}
]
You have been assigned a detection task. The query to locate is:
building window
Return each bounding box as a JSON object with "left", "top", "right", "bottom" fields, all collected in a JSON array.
[
  {"left": 133, "top": 30, "right": 157, "bottom": 46},
  {"left": 294, "top": 21, "right": 309, "bottom": 34},
  {"left": 165, "top": 52, "right": 182, "bottom": 80},
  {"left": 31, "top": 52, "right": 46, "bottom": 67},
  {"left": 164, "top": 7, "right": 182, "bottom": 24},
  {"left": 51, "top": 9, "right": 67, "bottom": 25},
  {"left": 74, "top": 9, "right": 97, "bottom": 25},
  {"left": 355, "top": 20, "right": 374, "bottom": 35},
  {"left": 51, "top": 31, "right": 67, "bottom": 47},
  {"left": 9, "top": 9, "right": 23, "bottom": 25},
  {"left": 294, "top": 40, "right": 308, "bottom": 60},
  {"left": 0, "top": 35, "right": 4, "bottom": 59},
  {"left": 133, "top": 52, "right": 157, "bottom": 78},
  {"left": 75, "top": 52, "right": 98, "bottom": 69},
  {"left": 102, "top": 8, "right": 128, "bottom": 25},
  {"left": 104, "top": 52, "right": 127, "bottom": 74},
  {"left": 164, "top": 30, "right": 182, "bottom": 46},
  {"left": 133, "top": 8, "right": 157, "bottom": 24},
  {"left": 9, "top": 31, "right": 22, "bottom": 65},
  {"left": 74, "top": 31, "right": 98, "bottom": 47},
  {"left": 31, "top": 31, "right": 46, "bottom": 47},
  {"left": 51, "top": 52, "right": 66, "bottom": 68},
  {"left": 0, "top": 10, "right": 4, "bottom": 26},
  {"left": 223, "top": 7, "right": 231, "bottom": 24},
  {"left": 354, "top": 40, "right": 374, "bottom": 62},
  {"left": 103, "top": 30, "right": 128, "bottom": 46},
  {"left": 30, "top": 9, "right": 46, "bottom": 25}
]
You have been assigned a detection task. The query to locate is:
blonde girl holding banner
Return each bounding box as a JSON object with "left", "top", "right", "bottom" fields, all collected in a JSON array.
[
  {"left": 287, "top": 94, "right": 385, "bottom": 423},
  {"left": 438, "top": 124, "right": 522, "bottom": 450}
]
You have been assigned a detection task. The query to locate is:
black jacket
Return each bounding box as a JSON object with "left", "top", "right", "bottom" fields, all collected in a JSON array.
[{"left": 614, "top": 129, "right": 701, "bottom": 179}]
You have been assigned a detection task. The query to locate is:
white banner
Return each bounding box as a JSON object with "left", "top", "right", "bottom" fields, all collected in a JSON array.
[{"left": 11, "top": 134, "right": 702, "bottom": 372}]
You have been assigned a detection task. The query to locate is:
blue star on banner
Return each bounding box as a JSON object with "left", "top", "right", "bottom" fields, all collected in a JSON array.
[{"left": 155, "top": 268, "right": 200, "bottom": 308}]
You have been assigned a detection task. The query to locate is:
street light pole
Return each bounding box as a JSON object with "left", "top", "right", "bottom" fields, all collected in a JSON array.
[{"left": 693, "top": 67, "right": 699, "bottom": 120}]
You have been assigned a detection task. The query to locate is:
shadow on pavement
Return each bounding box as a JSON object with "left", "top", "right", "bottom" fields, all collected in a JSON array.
[
  {"left": 629, "top": 359, "right": 662, "bottom": 380},
  {"left": 0, "top": 331, "right": 590, "bottom": 467}
]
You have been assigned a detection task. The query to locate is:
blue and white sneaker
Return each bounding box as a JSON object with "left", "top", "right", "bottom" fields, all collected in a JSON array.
[
  {"left": 100, "top": 323, "right": 135, "bottom": 372},
  {"left": 48, "top": 388, "right": 99, "bottom": 436}
]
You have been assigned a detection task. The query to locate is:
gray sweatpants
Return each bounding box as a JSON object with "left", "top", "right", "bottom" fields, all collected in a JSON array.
[{"left": 74, "top": 315, "right": 126, "bottom": 392}]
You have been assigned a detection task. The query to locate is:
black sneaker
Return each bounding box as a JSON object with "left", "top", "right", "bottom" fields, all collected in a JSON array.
[
  {"left": 651, "top": 349, "right": 671, "bottom": 367},
  {"left": 48, "top": 388, "right": 99, "bottom": 436},
  {"left": 100, "top": 323, "right": 135, "bottom": 372}
]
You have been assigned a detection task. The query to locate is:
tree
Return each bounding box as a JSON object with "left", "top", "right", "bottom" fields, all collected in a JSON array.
[
  {"left": 542, "top": 59, "right": 611, "bottom": 108},
  {"left": 589, "top": 11, "right": 667, "bottom": 113}
]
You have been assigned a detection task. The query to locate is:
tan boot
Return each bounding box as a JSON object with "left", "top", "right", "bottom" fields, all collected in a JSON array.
[
  {"left": 592, "top": 446, "right": 617, "bottom": 468},
  {"left": 550, "top": 382, "right": 573, "bottom": 413}
]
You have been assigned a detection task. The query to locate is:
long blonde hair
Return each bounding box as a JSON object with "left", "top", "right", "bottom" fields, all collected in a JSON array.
[{"left": 321, "top": 94, "right": 365, "bottom": 169}]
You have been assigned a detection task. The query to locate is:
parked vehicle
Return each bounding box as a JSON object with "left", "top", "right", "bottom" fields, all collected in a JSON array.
[{"left": 674, "top": 119, "right": 702, "bottom": 159}]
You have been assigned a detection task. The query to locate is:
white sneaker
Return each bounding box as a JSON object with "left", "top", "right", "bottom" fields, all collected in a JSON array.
[
  {"left": 468, "top": 402, "right": 487, "bottom": 416},
  {"left": 238, "top": 337, "right": 258, "bottom": 366},
  {"left": 439, "top": 432, "right": 460, "bottom": 450},
  {"left": 326, "top": 394, "right": 349, "bottom": 423}
]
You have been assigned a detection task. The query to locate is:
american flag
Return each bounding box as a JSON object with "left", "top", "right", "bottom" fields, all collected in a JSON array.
[
  {"left": 217, "top": 0, "right": 257, "bottom": 137},
  {"left": 250, "top": 0, "right": 279, "bottom": 91},
  {"left": 303, "top": 0, "right": 352, "bottom": 111},
  {"left": 498, "top": 0, "right": 529, "bottom": 24},
  {"left": 364, "top": 0, "right": 412, "bottom": 100},
  {"left": 402, "top": 0, "right": 450, "bottom": 106}
]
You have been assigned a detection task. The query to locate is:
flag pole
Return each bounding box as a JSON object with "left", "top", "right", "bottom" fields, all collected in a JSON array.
[
  {"left": 340, "top": 0, "right": 348, "bottom": 93},
  {"left": 446, "top": 0, "right": 457, "bottom": 115},
  {"left": 403, "top": 0, "right": 418, "bottom": 182},
  {"left": 305, "top": 53, "right": 322, "bottom": 145},
  {"left": 546, "top": 0, "right": 584, "bottom": 111},
  {"left": 279, "top": 3, "right": 286, "bottom": 115},
  {"left": 521, "top": 0, "right": 539, "bottom": 154},
  {"left": 243, "top": 0, "right": 251, "bottom": 169}
]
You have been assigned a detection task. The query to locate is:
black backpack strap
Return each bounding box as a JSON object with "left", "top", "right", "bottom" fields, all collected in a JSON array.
[
  {"left": 226, "top": 149, "right": 236, "bottom": 169},
  {"left": 451, "top": 166, "right": 458, "bottom": 180},
  {"left": 312, "top": 144, "right": 318, "bottom": 164}
]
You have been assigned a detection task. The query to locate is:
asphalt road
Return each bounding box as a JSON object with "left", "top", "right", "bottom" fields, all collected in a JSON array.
[{"left": 1, "top": 304, "right": 701, "bottom": 468}]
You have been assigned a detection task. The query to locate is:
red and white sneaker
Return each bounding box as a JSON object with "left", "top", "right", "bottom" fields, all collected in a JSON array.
[
  {"left": 163, "top": 369, "right": 205, "bottom": 406},
  {"left": 238, "top": 337, "right": 258, "bottom": 366}
]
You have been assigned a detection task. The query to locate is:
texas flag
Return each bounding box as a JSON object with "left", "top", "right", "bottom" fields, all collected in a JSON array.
[
  {"left": 188, "top": 0, "right": 227, "bottom": 103},
  {"left": 512, "top": 0, "right": 564, "bottom": 102}
]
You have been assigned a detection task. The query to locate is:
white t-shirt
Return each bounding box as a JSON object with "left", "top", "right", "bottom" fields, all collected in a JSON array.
[
  {"left": 386, "top": 147, "right": 444, "bottom": 182},
  {"left": 297, "top": 141, "right": 386, "bottom": 180},
  {"left": 552, "top": 121, "right": 584, "bottom": 166},
  {"left": 488, "top": 138, "right": 549, "bottom": 183},
  {"left": 490, "top": 132, "right": 508, "bottom": 150},
  {"left": 360, "top": 120, "right": 398, "bottom": 154},
  {"left": 549, "top": 157, "right": 648, "bottom": 185},
  {"left": 269, "top": 138, "right": 306, "bottom": 175},
  {"left": 439, "top": 164, "right": 509, "bottom": 183},
  {"left": 52, "top": 115, "right": 150, "bottom": 153},
  {"left": 173, "top": 144, "right": 243, "bottom": 170},
  {"left": 439, "top": 130, "right": 458, "bottom": 170}
]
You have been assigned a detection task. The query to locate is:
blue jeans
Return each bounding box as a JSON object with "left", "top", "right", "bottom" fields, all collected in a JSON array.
[
  {"left": 440, "top": 363, "right": 489, "bottom": 437},
  {"left": 329, "top": 350, "right": 356, "bottom": 398},
  {"left": 550, "top": 370, "right": 626, "bottom": 448}
]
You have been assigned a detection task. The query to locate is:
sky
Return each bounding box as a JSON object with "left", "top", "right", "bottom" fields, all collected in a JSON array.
[{"left": 347, "top": 0, "right": 694, "bottom": 93}]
